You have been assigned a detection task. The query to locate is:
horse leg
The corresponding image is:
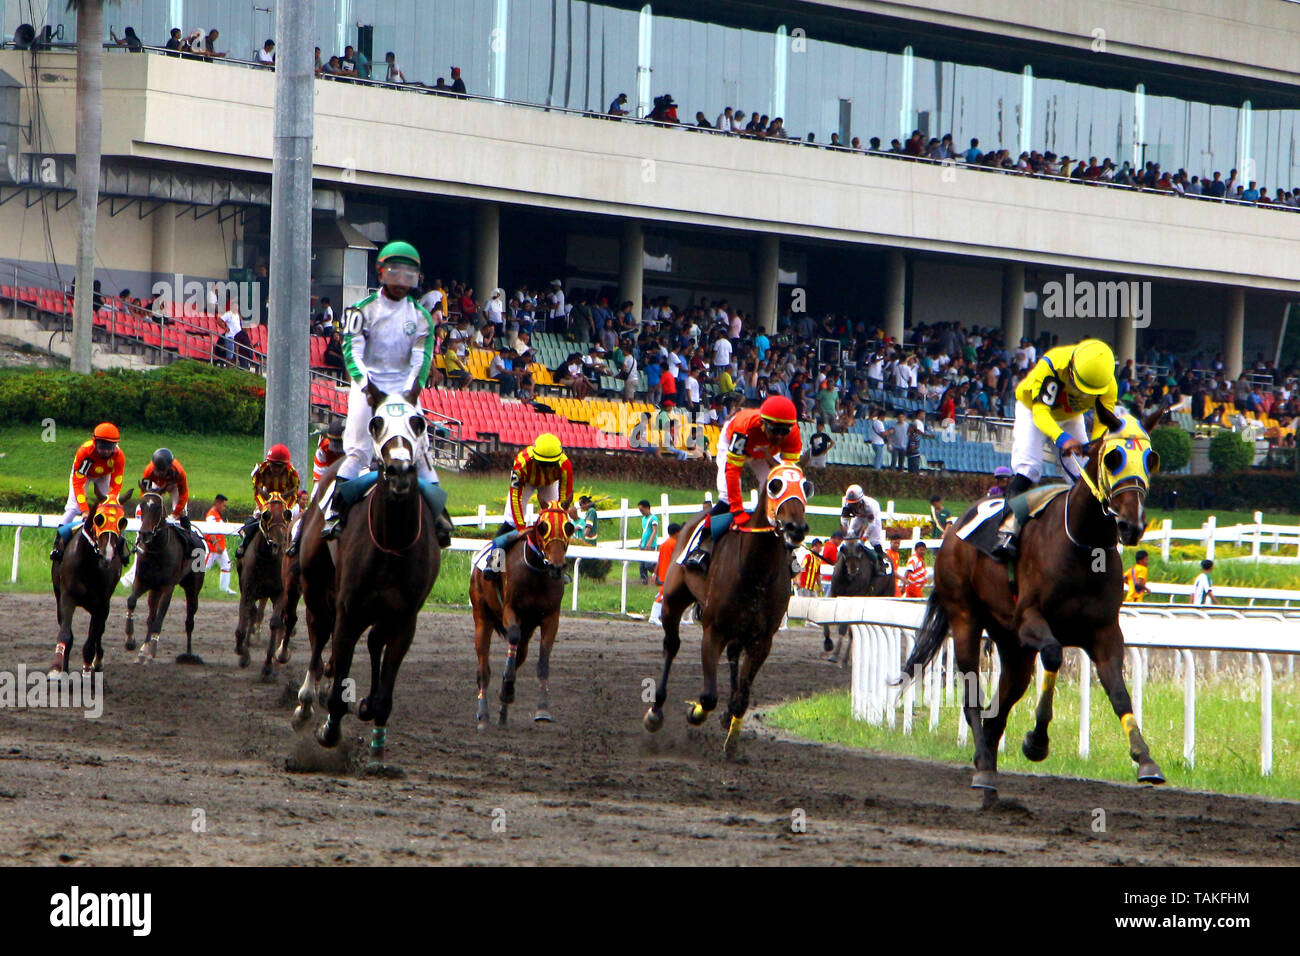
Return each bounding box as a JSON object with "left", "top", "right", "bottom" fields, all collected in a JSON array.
[
  {"left": 142, "top": 589, "right": 169, "bottom": 661},
  {"left": 50, "top": 591, "right": 76, "bottom": 676},
  {"left": 534, "top": 614, "right": 559, "bottom": 723},
  {"left": 124, "top": 581, "right": 141, "bottom": 651},
  {"left": 686, "top": 625, "right": 721, "bottom": 726},
  {"left": 276, "top": 576, "right": 299, "bottom": 664},
  {"left": 316, "top": 614, "right": 362, "bottom": 749},
  {"left": 473, "top": 611, "right": 493, "bottom": 730},
  {"left": 234, "top": 592, "right": 253, "bottom": 668},
  {"left": 292, "top": 598, "right": 330, "bottom": 728},
  {"left": 1091, "top": 627, "right": 1165, "bottom": 784},
  {"left": 951, "top": 611, "right": 997, "bottom": 791},
  {"left": 499, "top": 609, "right": 522, "bottom": 726},
  {"left": 357, "top": 626, "right": 384, "bottom": 722},
  {"left": 182, "top": 578, "right": 201, "bottom": 658},
  {"left": 822, "top": 625, "right": 833, "bottom": 654},
  {"left": 644, "top": 587, "right": 690, "bottom": 732},
  {"left": 718, "top": 642, "right": 741, "bottom": 730},
  {"left": 1016, "top": 607, "right": 1065, "bottom": 763},
  {"left": 83, "top": 605, "right": 109, "bottom": 673},
  {"left": 833, "top": 624, "right": 849, "bottom": 666},
  {"left": 364, "top": 618, "right": 417, "bottom": 768},
  {"left": 722, "top": 635, "right": 772, "bottom": 756},
  {"left": 982, "top": 641, "right": 1034, "bottom": 761},
  {"left": 261, "top": 599, "right": 283, "bottom": 682}
]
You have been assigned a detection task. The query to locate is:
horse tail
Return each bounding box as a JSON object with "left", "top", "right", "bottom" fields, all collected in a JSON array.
[{"left": 893, "top": 591, "right": 949, "bottom": 687}]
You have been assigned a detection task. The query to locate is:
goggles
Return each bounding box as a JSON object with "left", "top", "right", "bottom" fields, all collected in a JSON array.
[{"left": 379, "top": 263, "right": 420, "bottom": 287}]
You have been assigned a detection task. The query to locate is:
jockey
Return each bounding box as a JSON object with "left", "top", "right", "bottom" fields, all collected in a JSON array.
[
  {"left": 840, "top": 483, "right": 889, "bottom": 574},
  {"left": 235, "top": 444, "right": 300, "bottom": 558},
  {"left": 140, "top": 448, "right": 191, "bottom": 530},
  {"left": 484, "top": 433, "right": 574, "bottom": 580},
  {"left": 987, "top": 465, "right": 1013, "bottom": 498},
  {"left": 993, "top": 338, "right": 1119, "bottom": 561},
  {"left": 682, "top": 395, "right": 802, "bottom": 573},
  {"left": 312, "top": 417, "right": 345, "bottom": 490},
  {"left": 322, "top": 240, "right": 451, "bottom": 546},
  {"left": 51, "top": 422, "right": 126, "bottom": 562}
]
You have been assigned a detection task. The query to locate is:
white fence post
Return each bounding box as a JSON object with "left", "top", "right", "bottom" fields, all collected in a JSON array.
[
  {"left": 1258, "top": 652, "right": 1273, "bottom": 776},
  {"left": 659, "top": 493, "right": 671, "bottom": 544},
  {"left": 1078, "top": 650, "right": 1091, "bottom": 758},
  {"left": 619, "top": 498, "right": 629, "bottom": 548},
  {"left": 1252, "top": 511, "right": 1263, "bottom": 562},
  {"left": 571, "top": 559, "right": 581, "bottom": 611},
  {"left": 1181, "top": 649, "right": 1196, "bottom": 767},
  {"left": 1160, "top": 518, "right": 1172, "bottom": 562},
  {"left": 620, "top": 560, "right": 629, "bottom": 615},
  {"left": 1204, "top": 516, "right": 1216, "bottom": 561},
  {"left": 477, "top": 503, "right": 487, "bottom": 529},
  {"left": 10, "top": 526, "right": 21, "bottom": 583}
]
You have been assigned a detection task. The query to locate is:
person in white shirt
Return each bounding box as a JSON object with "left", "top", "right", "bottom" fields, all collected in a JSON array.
[
  {"left": 711, "top": 334, "right": 732, "bottom": 375},
  {"left": 684, "top": 370, "right": 701, "bottom": 410},
  {"left": 548, "top": 280, "right": 566, "bottom": 331},
  {"left": 485, "top": 288, "right": 505, "bottom": 327},
  {"left": 220, "top": 301, "right": 242, "bottom": 364},
  {"left": 621, "top": 350, "right": 640, "bottom": 401},
  {"left": 419, "top": 280, "right": 445, "bottom": 319},
  {"left": 255, "top": 39, "right": 275, "bottom": 64},
  {"left": 384, "top": 51, "right": 406, "bottom": 83},
  {"left": 892, "top": 358, "right": 911, "bottom": 391},
  {"left": 1192, "top": 559, "right": 1214, "bottom": 605}
]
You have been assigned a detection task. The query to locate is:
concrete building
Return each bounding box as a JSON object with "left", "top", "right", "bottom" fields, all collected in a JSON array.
[{"left": 2, "top": 0, "right": 1300, "bottom": 374}]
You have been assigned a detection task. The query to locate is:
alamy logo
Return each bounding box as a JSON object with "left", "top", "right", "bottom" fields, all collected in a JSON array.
[
  {"left": 151, "top": 272, "right": 261, "bottom": 323},
  {"left": 1040, "top": 273, "right": 1150, "bottom": 328},
  {"left": 0, "top": 667, "right": 102, "bottom": 718},
  {"left": 49, "top": 886, "right": 151, "bottom": 936}
]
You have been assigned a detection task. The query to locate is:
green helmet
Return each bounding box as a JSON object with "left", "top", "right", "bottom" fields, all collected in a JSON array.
[{"left": 377, "top": 240, "right": 420, "bottom": 268}]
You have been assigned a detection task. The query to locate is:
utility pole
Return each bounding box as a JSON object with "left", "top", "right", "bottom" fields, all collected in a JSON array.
[{"left": 265, "top": 0, "right": 314, "bottom": 469}]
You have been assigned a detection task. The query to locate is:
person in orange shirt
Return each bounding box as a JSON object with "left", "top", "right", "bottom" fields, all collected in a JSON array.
[
  {"left": 140, "top": 448, "right": 191, "bottom": 528},
  {"left": 649, "top": 523, "right": 682, "bottom": 625},
  {"left": 52, "top": 422, "right": 126, "bottom": 562},
  {"left": 1125, "top": 550, "right": 1150, "bottom": 602},
  {"left": 202, "top": 494, "right": 239, "bottom": 594},
  {"left": 886, "top": 543, "right": 902, "bottom": 596},
  {"left": 901, "top": 542, "right": 930, "bottom": 597}
]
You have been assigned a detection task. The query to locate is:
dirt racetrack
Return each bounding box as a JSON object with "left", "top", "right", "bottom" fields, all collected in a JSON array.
[{"left": 0, "top": 592, "right": 1296, "bottom": 866}]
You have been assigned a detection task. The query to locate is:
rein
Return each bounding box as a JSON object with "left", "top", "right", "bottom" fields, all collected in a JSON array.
[{"left": 1063, "top": 453, "right": 1147, "bottom": 550}]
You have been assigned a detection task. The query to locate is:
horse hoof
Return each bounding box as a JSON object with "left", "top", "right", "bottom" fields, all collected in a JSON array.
[
  {"left": 685, "top": 701, "right": 708, "bottom": 726},
  {"left": 643, "top": 708, "right": 664, "bottom": 733},
  {"left": 533, "top": 710, "right": 552, "bottom": 723},
  {"left": 238, "top": 651, "right": 250, "bottom": 669},
  {"left": 476, "top": 717, "right": 489, "bottom": 732},
  {"left": 364, "top": 761, "right": 405, "bottom": 779},
  {"left": 1137, "top": 761, "right": 1166, "bottom": 785},
  {"left": 258, "top": 667, "right": 275, "bottom": 684},
  {"left": 291, "top": 705, "right": 311, "bottom": 730},
  {"left": 1021, "top": 733, "right": 1050, "bottom": 762},
  {"left": 315, "top": 720, "right": 340, "bottom": 749},
  {"left": 276, "top": 645, "right": 292, "bottom": 665},
  {"left": 358, "top": 698, "right": 373, "bottom": 722},
  {"left": 971, "top": 771, "right": 999, "bottom": 791},
  {"left": 124, "top": 638, "right": 136, "bottom": 652},
  {"left": 822, "top": 636, "right": 834, "bottom": 652}
]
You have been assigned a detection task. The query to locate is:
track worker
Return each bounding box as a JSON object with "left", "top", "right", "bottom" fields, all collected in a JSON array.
[
  {"left": 203, "top": 494, "right": 239, "bottom": 594},
  {"left": 51, "top": 422, "right": 126, "bottom": 562},
  {"left": 993, "top": 339, "right": 1119, "bottom": 561},
  {"left": 682, "top": 395, "right": 801, "bottom": 573}
]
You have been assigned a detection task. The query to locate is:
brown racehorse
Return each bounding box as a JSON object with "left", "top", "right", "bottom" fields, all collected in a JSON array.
[
  {"left": 311, "top": 388, "right": 443, "bottom": 769},
  {"left": 50, "top": 488, "right": 133, "bottom": 676},
  {"left": 824, "top": 539, "right": 895, "bottom": 663},
  {"left": 469, "top": 501, "right": 574, "bottom": 729},
  {"left": 645, "top": 462, "right": 810, "bottom": 754},
  {"left": 234, "top": 490, "right": 291, "bottom": 675},
  {"left": 285, "top": 463, "right": 338, "bottom": 730},
  {"left": 124, "top": 486, "right": 206, "bottom": 663},
  {"left": 900, "top": 406, "right": 1166, "bottom": 795}
]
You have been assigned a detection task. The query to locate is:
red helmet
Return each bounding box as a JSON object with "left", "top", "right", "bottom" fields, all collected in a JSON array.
[
  {"left": 759, "top": 395, "right": 797, "bottom": 426},
  {"left": 267, "top": 443, "right": 291, "bottom": 462},
  {"left": 93, "top": 422, "right": 120, "bottom": 442}
]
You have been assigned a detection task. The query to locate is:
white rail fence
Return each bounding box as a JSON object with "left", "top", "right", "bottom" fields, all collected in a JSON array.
[{"left": 788, "top": 596, "right": 1300, "bottom": 777}]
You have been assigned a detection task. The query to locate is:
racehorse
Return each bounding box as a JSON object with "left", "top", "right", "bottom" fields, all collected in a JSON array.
[
  {"left": 899, "top": 406, "right": 1166, "bottom": 795},
  {"left": 469, "top": 501, "right": 573, "bottom": 729},
  {"left": 824, "top": 539, "right": 895, "bottom": 664},
  {"left": 234, "top": 490, "right": 291, "bottom": 676},
  {"left": 50, "top": 488, "right": 133, "bottom": 676},
  {"left": 310, "top": 387, "right": 443, "bottom": 769},
  {"left": 124, "top": 486, "right": 206, "bottom": 663},
  {"left": 645, "top": 462, "right": 810, "bottom": 754},
  {"left": 283, "top": 464, "right": 336, "bottom": 730}
]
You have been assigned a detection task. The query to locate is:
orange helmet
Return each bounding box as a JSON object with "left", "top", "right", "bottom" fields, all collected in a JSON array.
[
  {"left": 759, "top": 395, "right": 797, "bottom": 426},
  {"left": 267, "top": 443, "right": 291, "bottom": 462},
  {"left": 92, "top": 422, "right": 120, "bottom": 442}
]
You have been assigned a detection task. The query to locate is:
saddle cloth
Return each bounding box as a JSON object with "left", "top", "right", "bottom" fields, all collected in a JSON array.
[
  {"left": 951, "top": 485, "right": 1068, "bottom": 558},
  {"left": 674, "top": 511, "right": 736, "bottom": 566}
]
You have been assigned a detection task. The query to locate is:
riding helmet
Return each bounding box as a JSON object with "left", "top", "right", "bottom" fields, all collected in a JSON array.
[
  {"left": 268, "top": 443, "right": 292, "bottom": 462},
  {"left": 1070, "top": 340, "right": 1116, "bottom": 395},
  {"left": 92, "top": 422, "right": 121, "bottom": 442},
  {"left": 377, "top": 240, "right": 421, "bottom": 268},
  {"left": 531, "top": 433, "right": 563, "bottom": 462},
  {"left": 759, "top": 395, "right": 797, "bottom": 425},
  {"left": 152, "top": 448, "right": 174, "bottom": 471}
]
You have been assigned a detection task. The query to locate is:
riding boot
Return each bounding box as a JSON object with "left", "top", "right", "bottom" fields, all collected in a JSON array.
[
  {"left": 285, "top": 518, "right": 304, "bottom": 557},
  {"left": 873, "top": 544, "right": 889, "bottom": 575},
  {"left": 320, "top": 478, "right": 350, "bottom": 542},
  {"left": 683, "top": 501, "right": 729, "bottom": 573},
  {"left": 234, "top": 518, "right": 257, "bottom": 559},
  {"left": 49, "top": 529, "right": 66, "bottom": 562},
  {"left": 435, "top": 509, "right": 454, "bottom": 549},
  {"left": 992, "top": 474, "right": 1035, "bottom": 562}
]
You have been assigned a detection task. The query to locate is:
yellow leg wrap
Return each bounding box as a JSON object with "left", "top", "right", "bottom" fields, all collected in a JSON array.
[
  {"left": 728, "top": 715, "right": 743, "bottom": 738},
  {"left": 1040, "top": 671, "right": 1057, "bottom": 694},
  {"left": 1121, "top": 712, "right": 1138, "bottom": 735},
  {"left": 690, "top": 702, "right": 706, "bottom": 720}
]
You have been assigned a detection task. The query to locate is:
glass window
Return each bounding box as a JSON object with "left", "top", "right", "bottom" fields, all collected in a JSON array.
[{"left": 1033, "top": 77, "right": 1133, "bottom": 167}]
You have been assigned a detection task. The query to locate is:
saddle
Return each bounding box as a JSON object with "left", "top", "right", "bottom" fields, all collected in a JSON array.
[{"left": 952, "top": 485, "right": 1068, "bottom": 559}]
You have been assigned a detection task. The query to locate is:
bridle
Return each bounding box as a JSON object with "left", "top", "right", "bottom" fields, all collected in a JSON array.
[
  {"left": 523, "top": 506, "right": 573, "bottom": 579},
  {"left": 1063, "top": 433, "right": 1153, "bottom": 548},
  {"left": 135, "top": 491, "right": 168, "bottom": 551},
  {"left": 85, "top": 499, "right": 127, "bottom": 562}
]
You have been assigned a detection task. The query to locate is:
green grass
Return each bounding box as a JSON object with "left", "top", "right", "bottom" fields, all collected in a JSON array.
[{"left": 767, "top": 667, "right": 1300, "bottom": 801}]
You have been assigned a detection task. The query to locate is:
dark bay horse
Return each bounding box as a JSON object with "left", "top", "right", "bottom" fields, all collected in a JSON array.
[
  {"left": 124, "top": 487, "right": 206, "bottom": 663},
  {"left": 900, "top": 407, "right": 1165, "bottom": 795},
  {"left": 50, "top": 489, "right": 133, "bottom": 676},
  {"left": 645, "top": 462, "right": 810, "bottom": 754},
  {"left": 469, "top": 501, "right": 573, "bottom": 729},
  {"left": 311, "top": 388, "right": 443, "bottom": 769},
  {"left": 235, "top": 490, "right": 291, "bottom": 675},
  {"left": 286, "top": 462, "right": 338, "bottom": 731},
  {"left": 824, "top": 539, "right": 895, "bottom": 663}
]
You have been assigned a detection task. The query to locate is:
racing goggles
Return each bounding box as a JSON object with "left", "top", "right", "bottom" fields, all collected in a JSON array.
[{"left": 379, "top": 263, "right": 421, "bottom": 287}]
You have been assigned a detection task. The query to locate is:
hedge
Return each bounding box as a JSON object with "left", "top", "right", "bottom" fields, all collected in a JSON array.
[
  {"left": 0, "top": 362, "right": 265, "bottom": 435},
  {"left": 1208, "top": 429, "right": 1256, "bottom": 474},
  {"left": 1150, "top": 425, "right": 1191, "bottom": 474}
]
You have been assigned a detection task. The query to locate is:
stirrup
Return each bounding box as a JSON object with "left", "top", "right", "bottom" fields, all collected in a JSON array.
[
  {"left": 683, "top": 549, "right": 710, "bottom": 574},
  {"left": 992, "top": 530, "right": 1018, "bottom": 562}
]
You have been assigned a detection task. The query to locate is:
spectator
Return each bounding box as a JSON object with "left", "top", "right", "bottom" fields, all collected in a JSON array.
[
  {"left": 202, "top": 29, "right": 226, "bottom": 59},
  {"left": 637, "top": 500, "right": 661, "bottom": 583},
  {"left": 608, "top": 92, "right": 629, "bottom": 117},
  {"left": 323, "top": 330, "right": 346, "bottom": 379},
  {"left": 164, "top": 27, "right": 184, "bottom": 55},
  {"left": 450, "top": 66, "right": 467, "bottom": 95},
  {"left": 489, "top": 345, "right": 518, "bottom": 397},
  {"left": 809, "top": 419, "right": 834, "bottom": 468},
  {"left": 110, "top": 26, "right": 143, "bottom": 52},
  {"left": 384, "top": 51, "right": 406, "bottom": 84},
  {"left": 887, "top": 413, "right": 909, "bottom": 469},
  {"left": 255, "top": 39, "right": 275, "bottom": 65},
  {"left": 1193, "top": 559, "right": 1214, "bottom": 606},
  {"left": 906, "top": 412, "right": 925, "bottom": 472}
]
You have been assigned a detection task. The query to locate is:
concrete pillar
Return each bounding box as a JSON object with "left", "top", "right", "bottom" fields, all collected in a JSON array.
[
  {"left": 150, "top": 203, "right": 176, "bottom": 279},
  {"left": 756, "top": 233, "right": 780, "bottom": 334},
  {"left": 884, "top": 248, "right": 906, "bottom": 342},
  {"left": 1001, "top": 261, "right": 1024, "bottom": 349},
  {"left": 1114, "top": 306, "right": 1137, "bottom": 372},
  {"left": 1225, "top": 286, "right": 1245, "bottom": 379},
  {"left": 473, "top": 203, "right": 500, "bottom": 300},
  {"left": 619, "top": 220, "right": 644, "bottom": 320}
]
